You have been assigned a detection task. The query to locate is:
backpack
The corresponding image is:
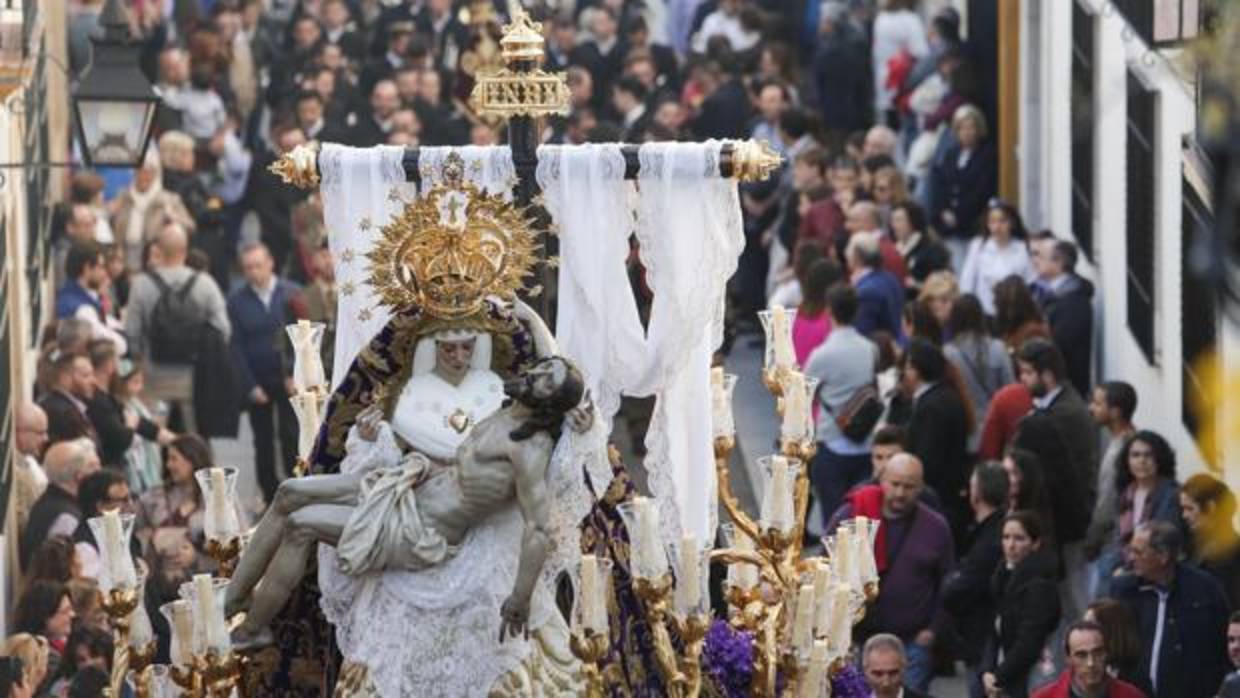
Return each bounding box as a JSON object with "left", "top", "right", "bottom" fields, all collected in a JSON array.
[
  {"left": 820, "top": 383, "right": 884, "bottom": 443},
  {"left": 146, "top": 271, "right": 206, "bottom": 365}
]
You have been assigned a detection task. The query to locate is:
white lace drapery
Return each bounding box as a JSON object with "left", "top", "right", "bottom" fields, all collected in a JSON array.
[
  {"left": 538, "top": 141, "right": 744, "bottom": 548},
  {"left": 319, "top": 144, "right": 517, "bottom": 387}
]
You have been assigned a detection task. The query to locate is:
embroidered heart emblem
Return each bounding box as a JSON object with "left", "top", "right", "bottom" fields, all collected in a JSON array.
[{"left": 448, "top": 409, "right": 471, "bottom": 434}]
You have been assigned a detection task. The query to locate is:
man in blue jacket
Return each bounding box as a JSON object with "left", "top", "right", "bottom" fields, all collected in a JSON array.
[
  {"left": 1113, "top": 520, "right": 1231, "bottom": 698},
  {"left": 846, "top": 220, "right": 904, "bottom": 342},
  {"left": 229, "top": 242, "right": 303, "bottom": 503}
]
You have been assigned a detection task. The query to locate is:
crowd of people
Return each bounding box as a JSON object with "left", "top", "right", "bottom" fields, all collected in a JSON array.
[{"left": 3, "top": 0, "right": 1236, "bottom": 696}]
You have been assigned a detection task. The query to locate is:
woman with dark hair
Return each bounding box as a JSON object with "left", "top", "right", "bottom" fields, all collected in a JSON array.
[
  {"left": 1180, "top": 473, "right": 1240, "bottom": 605},
  {"left": 993, "top": 275, "right": 1051, "bottom": 354},
  {"left": 13, "top": 581, "right": 74, "bottom": 679},
  {"left": 1107, "top": 431, "right": 1182, "bottom": 578},
  {"left": 23, "top": 536, "right": 79, "bottom": 589},
  {"left": 1084, "top": 598, "right": 1152, "bottom": 695},
  {"left": 890, "top": 201, "right": 950, "bottom": 296},
  {"left": 981, "top": 510, "right": 1061, "bottom": 698},
  {"left": 1001, "top": 447, "right": 1054, "bottom": 542},
  {"left": 901, "top": 297, "right": 944, "bottom": 346},
  {"left": 960, "top": 199, "right": 1033, "bottom": 317},
  {"left": 792, "top": 259, "right": 843, "bottom": 367},
  {"left": 136, "top": 434, "right": 213, "bottom": 549},
  {"left": 1011, "top": 413, "right": 1091, "bottom": 546},
  {"left": 945, "top": 294, "right": 1014, "bottom": 453}
]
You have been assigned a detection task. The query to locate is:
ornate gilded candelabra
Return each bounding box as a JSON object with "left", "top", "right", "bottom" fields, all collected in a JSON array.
[
  {"left": 90, "top": 511, "right": 141, "bottom": 698},
  {"left": 569, "top": 555, "right": 615, "bottom": 698},
  {"left": 287, "top": 320, "right": 329, "bottom": 478},
  {"left": 197, "top": 466, "right": 244, "bottom": 578},
  {"left": 179, "top": 575, "right": 242, "bottom": 697}
]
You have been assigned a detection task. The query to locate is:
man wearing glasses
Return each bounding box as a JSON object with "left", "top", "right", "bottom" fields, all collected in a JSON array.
[
  {"left": 1112, "top": 521, "right": 1230, "bottom": 698},
  {"left": 1032, "top": 620, "right": 1145, "bottom": 698}
]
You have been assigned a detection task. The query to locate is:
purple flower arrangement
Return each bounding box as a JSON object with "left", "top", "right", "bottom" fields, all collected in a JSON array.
[
  {"left": 702, "top": 620, "right": 753, "bottom": 698},
  {"left": 700, "top": 619, "right": 871, "bottom": 698}
]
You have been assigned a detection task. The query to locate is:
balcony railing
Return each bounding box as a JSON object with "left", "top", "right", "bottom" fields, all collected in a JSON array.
[{"left": 1111, "top": 0, "right": 1202, "bottom": 47}]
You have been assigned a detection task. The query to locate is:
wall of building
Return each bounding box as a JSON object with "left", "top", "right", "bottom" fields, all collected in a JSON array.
[{"left": 1020, "top": 0, "right": 1231, "bottom": 485}]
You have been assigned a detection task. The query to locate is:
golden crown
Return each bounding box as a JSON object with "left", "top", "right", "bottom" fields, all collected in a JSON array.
[{"left": 366, "top": 161, "right": 540, "bottom": 320}]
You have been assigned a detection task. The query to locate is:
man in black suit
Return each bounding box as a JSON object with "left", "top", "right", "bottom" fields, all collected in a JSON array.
[
  {"left": 1028, "top": 233, "right": 1094, "bottom": 396},
  {"left": 688, "top": 61, "right": 751, "bottom": 140},
  {"left": 245, "top": 125, "right": 312, "bottom": 276},
  {"left": 862, "top": 634, "right": 936, "bottom": 698},
  {"left": 348, "top": 79, "right": 401, "bottom": 147},
  {"left": 294, "top": 91, "right": 349, "bottom": 145},
  {"left": 813, "top": 2, "right": 872, "bottom": 150},
  {"left": 415, "top": 0, "right": 469, "bottom": 73},
  {"left": 902, "top": 338, "right": 971, "bottom": 538},
  {"left": 943, "top": 461, "right": 1008, "bottom": 688},
  {"left": 1015, "top": 339, "right": 1098, "bottom": 505},
  {"left": 623, "top": 16, "right": 679, "bottom": 92},
  {"left": 321, "top": 0, "right": 366, "bottom": 63},
  {"left": 570, "top": 6, "right": 627, "bottom": 113},
  {"left": 612, "top": 77, "right": 651, "bottom": 142},
  {"left": 39, "top": 351, "right": 99, "bottom": 449}
]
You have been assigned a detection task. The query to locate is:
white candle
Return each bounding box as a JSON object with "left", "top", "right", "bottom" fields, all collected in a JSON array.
[
  {"left": 781, "top": 371, "right": 808, "bottom": 441},
  {"left": 129, "top": 603, "right": 154, "bottom": 649},
  {"left": 101, "top": 510, "right": 136, "bottom": 590},
  {"left": 834, "top": 526, "right": 854, "bottom": 585},
  {"left": 170, "top": 600, "right": 194, "bottom": 666},
  {"left": 761, "top": 457, "right": 793, "bottom": 533},
  {"left": 799, "top": 640, "right": 830, "bottom": 698},
  {"left": 632, "top": 497, "right": 664, "bottom": 579},
  {"left": 207, "top": 468, "right": 238, "bottom": 542},
  {"left": 580, "top": 554, "right": 605, "bottom": 633},
  {"left": 811, "top": 562, "right": 832, "bottom": 636},
  {"left": 727, "top": 532, "right": 759, "bottom": 590},
  {"left": 828, "top": 583, "right": 852, "bottom": 655},
  {"left": 194, "top": 574, "right": 227, "bottom": 652},
  {"left": 710, "top": 368, "right": 734, "bottom": 438},
  {"left": 855, "top": 517, "right": 879, "bottom": 586},
  {"left": 771, "top": 306, "right": 794, "bottom": 369},
  {"left": 791, "top": 584, "right": 815, "bottom": 654},
  {"left": 675, "top": 535, "right": 701, "bottom": 614}
]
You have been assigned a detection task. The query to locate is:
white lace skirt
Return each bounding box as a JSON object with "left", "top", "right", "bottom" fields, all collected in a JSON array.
[{"left": 318, "top": 505, "right": 564, "bottom": 697}]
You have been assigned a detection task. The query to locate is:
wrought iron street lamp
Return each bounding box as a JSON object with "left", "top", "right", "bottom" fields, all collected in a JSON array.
[{"left": 71, "top": 0, "right": 160, "bottom": 168}]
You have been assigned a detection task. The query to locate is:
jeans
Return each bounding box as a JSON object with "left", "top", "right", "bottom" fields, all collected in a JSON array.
[
  {"left": 811, "top": 444, "right": 873, "bottom": 528},
  {"left": 904, "top": 641, "right": 934, "bottom": 693}
]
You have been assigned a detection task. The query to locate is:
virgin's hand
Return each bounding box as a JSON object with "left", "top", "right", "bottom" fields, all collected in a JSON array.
[
  {"left": 567, "top": 389, "right": 595, "bottom": 434},
  {"left": 498, "top": 595, "right": 530, "bottom": 643},
  {"left": 356, "top": 403, "right": 384, "bottom": 442}
]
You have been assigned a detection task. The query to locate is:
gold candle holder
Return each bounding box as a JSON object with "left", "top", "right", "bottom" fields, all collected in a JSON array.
[
  {"left": 668, "top": 613, "right": 711, "bottom": 698},
  {"left": 633, "top": 574, "right": 684, "bottom": 691},
  {"left": 205, "top": 537, "right": 243, "bottom": 578},
  {"left": 100, "top": 587, "right": 140, "bottom": 698},
  {"left": 128, "top": 641, "right": 157, "bottom": 698},
  {"left": 170, "top": 662, "right": 200, "bottom": 696},
  {"left": 568, "top": 628, "right": 609, "bottom": 698},
  {"left": 198, "top": 649, "right": 244, "bottom": 698}
]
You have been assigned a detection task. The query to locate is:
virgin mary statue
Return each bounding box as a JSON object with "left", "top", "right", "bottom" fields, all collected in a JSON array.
[{"left": 280, "top": 170, "right": 605, "bottom": 697}]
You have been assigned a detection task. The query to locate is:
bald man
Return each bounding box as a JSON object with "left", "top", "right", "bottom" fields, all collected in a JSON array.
[
  {"left": 21, "top": 438, "right": 100, "bottom": 567},
  {"left": 827, "top": 453, "right": 954, "bottom": 693},
  {"left": 13, "top": 402, "right": 50, "bottom": 535},
  {"left": 124, "top": 222, "right": 231, "bottom": 433}
]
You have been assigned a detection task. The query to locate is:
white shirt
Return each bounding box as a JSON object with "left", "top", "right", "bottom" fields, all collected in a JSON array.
[
  {"left": 960, "top": 236, "right": 1034, "bottom": 315},
  {"left": 1031, "top": 385, "right": 1063, "bottom": 411},
  {"left": 1146, "top": 585, "right": 1170, "bottom": 691},
  {"left": 251, "top": 279, "right": 276, "bottom": 310},
  {"left": 872, "top": 9, "right": 929, "bottom": 111},
  {"left": 692, "top": 11, "right": 759, "bottom": 53}
]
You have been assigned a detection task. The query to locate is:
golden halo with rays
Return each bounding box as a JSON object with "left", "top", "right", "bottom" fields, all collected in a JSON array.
[{"left": 366, "top": 178, "right": 540, "bottom": 321}]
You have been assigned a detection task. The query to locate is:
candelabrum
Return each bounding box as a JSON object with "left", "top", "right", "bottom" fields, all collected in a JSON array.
[
  {"left": 90, "top": 510, "right": 141, "bottom": 698},
  {"left": 196, "top": 466, "right": 245, "bottom": 578},
  {"left": 569, "top": 556, "right": 615, "bottom": 698},
  {"left": 287, "top": 320, "right": 329, "bottom": 478},
  {"left": 177, "top": 575, "right": 242, "bottom": 698}
]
